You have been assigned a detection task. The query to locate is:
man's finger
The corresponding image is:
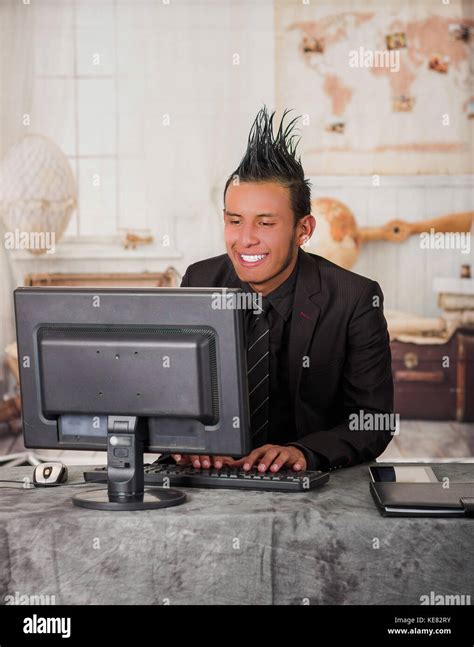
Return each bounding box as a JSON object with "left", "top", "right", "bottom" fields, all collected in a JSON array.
[
  {"left": 268, "top": 450, "right": 291, "bottom": 472},
  {"left": 290, "top": 454, "right": 307, "bottom": 471},
  {"left": 284, "top": 448, "right": 307, "bottom": 471},
  {"left": 258, "top": 448, "right": 282, "bottom": 472},
  {"left": 239, "top": 447, "right": 268, "bottom": 471},
  {"left": 200, "top": 455, "right": 211, "bottom": 469},
  {"left": 172, "top": 454, "right": 191, "bottom": 464},
  {"left": 212, "top": 455, "right": 233, "bottom": 469}
]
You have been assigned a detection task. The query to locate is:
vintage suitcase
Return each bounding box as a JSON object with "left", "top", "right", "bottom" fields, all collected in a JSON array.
[
  {"left": 456, "top": 330, "right": 474, "bottom": 421},
  {"left": 391, "top": 329, "right": 474, "bottom": 421},
  {"left": 23, "top": 268, "right": 179, "bottom": 288}
]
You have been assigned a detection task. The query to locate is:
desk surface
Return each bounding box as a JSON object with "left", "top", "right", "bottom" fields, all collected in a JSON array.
[{"left": 0, "top": 463, "right": 473, "bottom": 605}]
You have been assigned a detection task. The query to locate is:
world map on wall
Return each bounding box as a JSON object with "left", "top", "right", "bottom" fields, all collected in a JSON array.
[{"left": 275, "top": 1, "right": 474, "bottom": 174}]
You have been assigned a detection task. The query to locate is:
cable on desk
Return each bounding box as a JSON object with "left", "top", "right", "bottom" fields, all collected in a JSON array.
[
  {"left": 0, "top": 480, "right": 29, "bottom": 484},
  {"left": 0, "top": 479, "right": 103, "bottom": 490},
  {"left": 0, "top": 480, "right": 36, "bottom": 489}
]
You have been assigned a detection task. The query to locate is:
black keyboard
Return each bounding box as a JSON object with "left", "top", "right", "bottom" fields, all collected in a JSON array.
[{"left": 83, "top": 464, "right": 329, "bottom": 493}]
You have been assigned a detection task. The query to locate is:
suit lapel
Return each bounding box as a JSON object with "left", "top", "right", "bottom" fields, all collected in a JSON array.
[
  {"left": 289, "top": 248, "right": 322, "bottom": 403},
  {"left": 223, "top": 258, "right": 242, "bottom": 289}
]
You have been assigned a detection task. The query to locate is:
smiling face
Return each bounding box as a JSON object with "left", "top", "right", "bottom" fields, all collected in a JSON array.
[{"left": 224, "top": 181, "right": 315, "bottom": 296}]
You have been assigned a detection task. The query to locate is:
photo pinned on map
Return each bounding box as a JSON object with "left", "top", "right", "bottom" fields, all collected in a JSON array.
[
  {"left": 326, "top": 121, "right": 345, "bottom": 134},
  {"left": 393, "top": 95, "right": 415, "bottom": 112},
  {"left": 302, "top": 35, "right": 324, "bottom": 54},
  {"left": 467, "top": 98, "right": 474, "bottom": 119},
  {"left": 428, "top": 53, "right": 450, "bottom": 73},
  {"left": 385, "top": 32, "right": 407, "bottom": 50},
  {"left": 448, "top": 24, "right": 470, "bottom": 42}
]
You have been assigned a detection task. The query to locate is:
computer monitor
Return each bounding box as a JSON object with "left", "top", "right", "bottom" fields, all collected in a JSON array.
[{"left": 14, "top": 287, "right": 251, "bottom": 511}]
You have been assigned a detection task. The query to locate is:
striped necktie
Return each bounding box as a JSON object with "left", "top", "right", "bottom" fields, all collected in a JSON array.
[{"left": 246, "top": 299, "right": 271, "bottom": 447}]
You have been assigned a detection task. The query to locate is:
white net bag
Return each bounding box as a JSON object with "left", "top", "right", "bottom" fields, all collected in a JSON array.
[{"left": 0, "top": 134, "right": 77, "bottom": 255}]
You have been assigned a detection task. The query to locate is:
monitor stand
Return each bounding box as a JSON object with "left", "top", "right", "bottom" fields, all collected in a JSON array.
[{"left": 73, "top": 415, "right": 186, "bottom": 510}]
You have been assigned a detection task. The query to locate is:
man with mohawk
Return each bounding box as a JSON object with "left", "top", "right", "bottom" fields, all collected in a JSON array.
[{"left": 171, "top": 107, "right": 394, "bottom": 474}]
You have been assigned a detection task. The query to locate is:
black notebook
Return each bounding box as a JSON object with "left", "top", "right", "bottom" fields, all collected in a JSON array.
[{"left": 370, "top": 482, "right": 474, "bottom": 517}]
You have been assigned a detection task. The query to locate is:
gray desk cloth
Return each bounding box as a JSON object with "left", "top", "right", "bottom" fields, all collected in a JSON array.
[{"left": 0, "top": 463, "right": 472, "bottom": 605}]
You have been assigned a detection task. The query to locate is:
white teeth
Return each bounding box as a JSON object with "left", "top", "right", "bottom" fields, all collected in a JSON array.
[{"left": 241, "top": 254, "right": 267, "bottom": 262}]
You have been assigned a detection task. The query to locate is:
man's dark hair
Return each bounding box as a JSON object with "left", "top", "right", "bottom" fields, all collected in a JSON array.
[{"left": 224, "top": 106, "right": 311, "bottom": 224}]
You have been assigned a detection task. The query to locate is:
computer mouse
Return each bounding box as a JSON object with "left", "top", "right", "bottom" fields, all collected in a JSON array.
[{"left": 33, "top": 462, "right": 68, "bottom": 487}]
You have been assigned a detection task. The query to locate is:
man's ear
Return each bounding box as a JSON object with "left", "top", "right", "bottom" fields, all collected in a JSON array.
[{"left": 298, "top": 214, "right": 316, "bottom": 245}]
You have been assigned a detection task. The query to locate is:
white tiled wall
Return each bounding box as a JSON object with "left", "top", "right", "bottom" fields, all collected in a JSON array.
[
  {"left": 24, "top": 0, "right": 275, "bottom": 251},
  {"left": 2, "top": 0, "right": 472, "bottom": 332},
  {"left": 78, "top": 158, "right": 118, "bottom": 235}
]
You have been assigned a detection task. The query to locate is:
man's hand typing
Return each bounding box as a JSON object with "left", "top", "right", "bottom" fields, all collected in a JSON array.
[
  {"left": 230, "top": 444, "right": 307, "bottom": 473},
  {"left": 171, "top": 445, "right": 307, "bottom": 472},
  {"left": 171, "top": 454, "right": 235, "bottom": 469}
]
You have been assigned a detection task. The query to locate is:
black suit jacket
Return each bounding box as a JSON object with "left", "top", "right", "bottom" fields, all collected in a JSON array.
[{"left": 181, "top": 247, "right": 394, "bottom": 471}]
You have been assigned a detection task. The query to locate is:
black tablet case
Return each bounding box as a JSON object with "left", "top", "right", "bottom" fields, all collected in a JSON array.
[{"left": 370, "top": 482, "right": 474, "bottom": 517}]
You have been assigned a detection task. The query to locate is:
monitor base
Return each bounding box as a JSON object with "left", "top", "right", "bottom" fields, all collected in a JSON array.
[{"left": 72, "top": 487, "right": 186, "bottom": 510}]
